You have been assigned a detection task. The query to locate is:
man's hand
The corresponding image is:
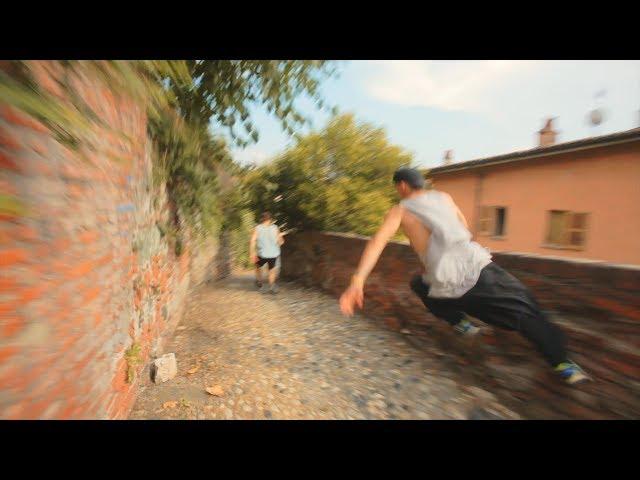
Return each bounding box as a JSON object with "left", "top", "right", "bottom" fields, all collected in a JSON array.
[
  {"left": 339, "top": 284, "right": 364, "bottom": 316},
  {"left": 249, "top": 228, "right": 258, "bottom": 265},
  {"left": 338, "top": 206, "right": 403, "bottom": 317},
  {"left": 339, "top": 276, "right": 364, "bottom": 316}
]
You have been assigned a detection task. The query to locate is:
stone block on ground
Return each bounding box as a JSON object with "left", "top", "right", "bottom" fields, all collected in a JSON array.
[{"left": 151, "top": 353, "right": 177, "bottom": 384}]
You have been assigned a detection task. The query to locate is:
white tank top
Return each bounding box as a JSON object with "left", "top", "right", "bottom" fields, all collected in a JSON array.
[
  {"left": 401, "top": 190, "right": 492, "bottom": 298},
  {"left": 256, "top": 223, "right": 281, "bottom": 258}
]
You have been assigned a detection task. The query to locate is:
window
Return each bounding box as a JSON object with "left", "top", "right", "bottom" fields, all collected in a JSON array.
[
  {"left": 545, "top": 210, "right": 588, "bottom": 249},
  {"left": 494, "top": 207, "right": 507, "bottom": 237},
  {"left": 478, "top": 206, "right": 508, "bottom": 237}
]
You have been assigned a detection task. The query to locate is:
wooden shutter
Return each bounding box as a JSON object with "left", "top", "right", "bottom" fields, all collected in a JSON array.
[
  {"left": 547, "top": 210, "right": 568, "bottom": 245},
  {"left": 568, "top": 212, "right": 588, "bottom": 247},
  {"left": 478, "top": 206, "right": 494, "bottom": 235}
]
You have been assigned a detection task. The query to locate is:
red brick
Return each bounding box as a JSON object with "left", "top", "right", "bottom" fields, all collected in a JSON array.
[
  {"left": 590, "top": 296, "right": 638, "bottom": 318},
  {"left": 559, "top": 402, "right": 607, "bottom": 420},
  {"left": 0, "top": 345, "right": 19, "bottom": 363},
  {"left": 0, "top": 275, "right": 18, "bottom": 292},
  {"left": 31, "top": 64, "right": 66, "bottom": 99},
  {"left": 53, "top": 237, "right": 72, "bottom": 252},
  {"left": 13, "top": 225, "right": 39, "bottom": 242},
  {"left": 1, "top": 403, "right": 25, "bottom": 419},
  {"left": 60, "top": 162, "right": 86, "bottom": 180},
  {"left": 19, "top": 284, "right": 48, "bottom": 303},
  {"left": 0, "top": 179, "right": 17, "bottom": 196},
  {"left": 97, "top": 252, "right": 113, "bottom": 267},
  {"left": 1, "top": 314, "right": 24, "bottom": 337},
  {"left": 17, "top": 359, "right": 56, "bottom": 392},
  {"left": 68, "top": 261, "right": 95, "bottom": 279},
  {"left": 78, "top": 230, "right": 99, "bottom": 244},
  {"left": 594, "top": 356, "right": 639, "bottom": 380},
  {"left": 57, "top": 402, "right": 78, "bottom": 419},
  {"left": 81, "top": 286, "right": 101, "bottom": 305},
  {"left": 34, "top": 244, "right": 50, "bottom": 258},
  {"left": 0, "top": 300, "right": 18, "bottom": 320},
  {"left": 34, "top": 162, "right": 53, "bottom": 176},
  {"left": 51, "top": 300, "right": 74, "bottom": 320},
  {"left": 28, "top": 138, "right": 47, "bottom": 156},
  {"left": 0, "top": 363, "right": 22, "bottom": 392},
  {"left": 0, "top": 151, "right": 20, "bottom": 171},
  {"left": 0, "top": 106, "right": 49, "bottom": 133},
  {"left": 0, "top": 131, "right": 21, "bottom": 150},
  {"left": 68, "top": 185, "right": 84, "bottom": 198},
  {"left": 0, "top": 248, "right": 27, "bottom": 267},
  {"left": 111, "top": 360, "right": 128, "bottom": 393}
]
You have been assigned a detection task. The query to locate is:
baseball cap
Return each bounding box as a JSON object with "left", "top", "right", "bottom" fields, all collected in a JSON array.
[{"left": 392, "top": 167, "right": 425, "bottom": 189}]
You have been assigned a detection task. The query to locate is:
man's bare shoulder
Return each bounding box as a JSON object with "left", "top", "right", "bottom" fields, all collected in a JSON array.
[
  {"left": 387, "top": 204, "right": 405, "bottom": 218},
  {"left": 438, "top": 191, "right": 458, "bottom": 205}
]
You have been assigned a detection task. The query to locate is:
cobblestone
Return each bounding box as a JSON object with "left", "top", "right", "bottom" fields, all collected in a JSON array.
[{"left": 129, "top": 273, "right": 520, "bottom": 420}]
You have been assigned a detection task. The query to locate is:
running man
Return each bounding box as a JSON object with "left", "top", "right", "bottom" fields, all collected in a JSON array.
[
  {"left": 339, "top": 167, "right": 589, "bottom": 384},
  {"left": 250, "top": 211, "right": 285, "bottom": 294}
]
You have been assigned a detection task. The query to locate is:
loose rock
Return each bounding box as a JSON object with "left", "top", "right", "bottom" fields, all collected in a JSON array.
[{"left": 151, "top": 353, "right": 177, "bottom": 384}]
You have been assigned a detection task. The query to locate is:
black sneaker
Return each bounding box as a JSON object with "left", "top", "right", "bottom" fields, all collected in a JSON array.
[{"left": 255, "top": 280, "right": 263, "bottom": 289}]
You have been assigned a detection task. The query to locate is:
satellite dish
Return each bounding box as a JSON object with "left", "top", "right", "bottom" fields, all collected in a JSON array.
[
  {"left": 589, "top": 108, "right": 604, "bottom": 126},
  {"left": 588, "top": 89, "right": 606, "bottom": 128}
]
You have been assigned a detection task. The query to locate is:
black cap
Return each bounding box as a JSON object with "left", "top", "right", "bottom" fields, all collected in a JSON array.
[{"left": 392, "top": 167, "right": 425, "bottom": 189}]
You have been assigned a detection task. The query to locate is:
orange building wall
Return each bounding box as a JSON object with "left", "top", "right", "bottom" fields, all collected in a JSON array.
[{"left": 430, "top": 142, "right": 640, "bottom": 265}]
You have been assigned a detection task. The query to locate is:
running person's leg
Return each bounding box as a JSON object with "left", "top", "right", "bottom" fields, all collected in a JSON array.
[
  {"left": 255, "top": 262, "right": 263, "bottom": 288},
  {"left": 267, "top": 258, "right": 277, "bottom": 285},
  {"left": 410, "top": 275, "right": 466, "bottom": 326},
  {"left": 461, "top": 263, "right": 588, "bottom": 383},
  {"left": 258, "top": 257, "right": 277, "bottom": 292},
  {"left": 461, "top": 263, "right": 566, "bottom": 364},
  {"left": 255, "top": 257, "right": 269, "bottom": 288},
  {"left": 410, "top": 275, "right": 479, "bottom": 335}
]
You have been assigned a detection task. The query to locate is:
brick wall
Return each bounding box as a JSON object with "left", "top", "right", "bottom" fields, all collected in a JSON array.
[
  {"left": 0, "top": 62, "right": 225, "bottom": 419},
  {"left": 281, "top": 231, "right": 640, "bottom": 419}
]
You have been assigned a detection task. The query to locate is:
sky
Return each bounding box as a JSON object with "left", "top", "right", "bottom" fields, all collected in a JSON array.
[{"left": 229, "top": 61, "right": 640, "bottom": 169}]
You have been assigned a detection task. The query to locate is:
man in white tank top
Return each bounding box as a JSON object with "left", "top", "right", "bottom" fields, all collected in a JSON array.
[
  {"left": 339, "top": 168, "right": 589, "bottom": 385},
  {"left": 250, "top": 211, "right": 284, "bottom": 294}
]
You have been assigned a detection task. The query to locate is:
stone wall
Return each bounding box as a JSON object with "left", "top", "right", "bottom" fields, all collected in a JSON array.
[
  {"left": 0, "top": 61, "right": 225, "bottom": 419},
  {"left": 281, "top": 231, "right": 640, "bottom": 419}
]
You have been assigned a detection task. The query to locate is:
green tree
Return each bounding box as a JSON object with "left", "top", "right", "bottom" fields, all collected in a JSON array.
[
  {"left": 1, "top": 60, "right": 339, "bottom": 247},
  {"left": 246, "top": 113, "right": 414, "bottom": 236},
  {"left": 162, "top": 60, "right": 339, "bottom": 147}
]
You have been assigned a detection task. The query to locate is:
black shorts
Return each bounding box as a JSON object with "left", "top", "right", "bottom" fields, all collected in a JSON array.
[{"left": 256, "top": 257, "right": 277, "bottom": 270}]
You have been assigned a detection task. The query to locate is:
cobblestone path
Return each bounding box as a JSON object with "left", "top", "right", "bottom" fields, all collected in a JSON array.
[{"left": 129, "top": 273, "right": 520, "bottom": 420}]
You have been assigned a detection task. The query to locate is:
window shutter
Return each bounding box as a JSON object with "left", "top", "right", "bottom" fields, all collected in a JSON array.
[
  {"left": 478, "top": 206, "right": 490, "bottom": 234},
  {"left": 547, "top": 211, "right": 567, "bottom": 245}
]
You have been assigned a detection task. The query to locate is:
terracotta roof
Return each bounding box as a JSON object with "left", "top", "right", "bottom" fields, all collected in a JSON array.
[{"left": 426, "top": 128, "right": 640, "bottom": 176}]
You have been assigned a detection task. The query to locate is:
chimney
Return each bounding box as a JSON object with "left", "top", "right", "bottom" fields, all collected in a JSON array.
[
  {"left": 538, "top": 118, "right": 557, "bottom": 147},
  {"left": 443, "top": 150, "right": 454, "bottom": 165}
]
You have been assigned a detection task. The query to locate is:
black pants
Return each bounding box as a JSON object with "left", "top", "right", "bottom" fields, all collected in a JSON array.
[{"left": 410, "top": 262, "right": 567, "bottom": 367}]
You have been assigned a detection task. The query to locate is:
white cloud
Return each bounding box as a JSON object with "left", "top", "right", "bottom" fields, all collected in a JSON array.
[
  {"left": 364, "top": 60, "right": 540, "bottom": 112},
  {"left": 232, "top": 145, "right": 272, "bottom": 167},
  {"left": 362, "top": 60, "right": 640, "bottom": 136}
]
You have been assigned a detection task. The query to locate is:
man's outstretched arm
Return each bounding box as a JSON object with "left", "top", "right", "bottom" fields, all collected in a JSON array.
[
  {"left": 276, "top": 226, "right": 285, "bottom": 246},
  {"left": 339, "top": 206, "right": 403, "bottom": 316},
  {"left": 249, "top": 228, "right": 258, "bottom": 264}
]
